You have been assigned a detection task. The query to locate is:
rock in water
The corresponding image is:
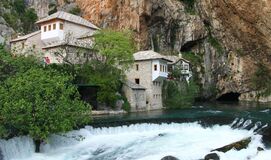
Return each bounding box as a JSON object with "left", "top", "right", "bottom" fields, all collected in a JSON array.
[
  {"left": 204, "top": 153, "right": 220, "bottom": 160},
  {"left": 161, "top": 155, "right": 179, "bottom": 160},
  {"left": 211, "top": 137, "right": 251, "bottom": 152}
]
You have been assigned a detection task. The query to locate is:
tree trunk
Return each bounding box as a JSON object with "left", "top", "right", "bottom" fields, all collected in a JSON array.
[{"left": 34, "top": 139, "right": 41, "bottom": 153}]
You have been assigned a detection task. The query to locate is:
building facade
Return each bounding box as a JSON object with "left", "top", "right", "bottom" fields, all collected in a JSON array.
[
  {"left": 124, "top": 50, "right": 172, "bottom": 111},
  {"left": 10, "top": 11, "right": 99, "bottom": 64}
]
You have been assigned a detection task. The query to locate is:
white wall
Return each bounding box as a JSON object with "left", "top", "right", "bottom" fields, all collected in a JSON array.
[
  {"left": 41, "top": 21, "right": 64, "bottom": 43},
  {"left": 152, "top": 59, "right": 169, "bottom": 81}
]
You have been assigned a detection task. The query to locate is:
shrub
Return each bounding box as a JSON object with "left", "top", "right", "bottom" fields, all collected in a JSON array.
[{"left": 0, "top": 68, "right": 91, "bottom": 142}]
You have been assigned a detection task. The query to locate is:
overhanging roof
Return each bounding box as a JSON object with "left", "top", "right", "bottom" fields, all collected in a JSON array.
[{"left": 36, "top": 11, "right": 99, "bottom": 30}]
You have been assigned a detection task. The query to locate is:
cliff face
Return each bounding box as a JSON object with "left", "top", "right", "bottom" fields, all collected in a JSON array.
[{"left": 75, "top": 0, "right": 271, "bottom": 100}]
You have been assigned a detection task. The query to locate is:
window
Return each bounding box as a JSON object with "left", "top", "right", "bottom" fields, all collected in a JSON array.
[
  {"left": 135, "top": 78, "right": 140, "bottom": 84},
  {"left": 48, "top": 25, "right": 51, "bottom": 31},
  {"left": 160, "top": 65, "right": 162, "bottom": 71},
  {"left": 53, "top": 23, "right": 56, "bottom": 30},
  {"left": 184, "top": 64, "right": 189, "bottom": 70},
  {"left": 154, "top": 64, "right": 157, "bottom": 71},
  {"left": 60, "top": 23, "right": 64, "bottom": 30},
  {"left": 44, "top": 26, "right": 47, "bottom": 32},
  {"left": 136, "top": 64, "right": 139, "bottom": 71}
]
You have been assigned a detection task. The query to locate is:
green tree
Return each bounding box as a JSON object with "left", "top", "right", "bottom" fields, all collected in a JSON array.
[
  {"left": 0, "top": 47, "right": 41, "bottom": 83},
  {"left": 0, "top": 68, "right": 91, "bottom": 151},
  {"left": 92, "top": 29, "right": 135, "bottom": 70},
  {"left": 77, "top": 30, "right": 135, "bottom": 107},
  {"left": 251, "top": 63, "right": 271, "bottom": 97},
  {"left": 22, "top": 8, "right": 38, "bottom": 33},
  {"left": 78, "top": 62, "right": 124, "bottom": 107}
]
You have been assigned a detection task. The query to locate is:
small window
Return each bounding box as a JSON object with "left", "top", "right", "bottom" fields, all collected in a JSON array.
[
  {"left": 154, "top": 64, "right": 157, "bottom": 71},
  {"left": 53, "top": 23, "right": 56, "bottom": 30},
  {"left": 48, "top": 25, "right": 51, "bottom": 31},
  {"left": 160, "top": 65, "right": 162, "bottom": 71},
  {"left": 60, "top": 23, "right": 64, "bottom": 30},
  {"left": 136, "top": 64, "right": 139, "bottom": 71},
  {"left": 184, "top": 65, "right": 189, "bottom": 70},
  {"left": 135, "top": 78, "right": 140, "bottom": 84},
  {"left": 22, "top": 42, "right": 25, "bottom": 49},
  {"left": 44, "top": 26, "right": 47, "bottom": 32}
]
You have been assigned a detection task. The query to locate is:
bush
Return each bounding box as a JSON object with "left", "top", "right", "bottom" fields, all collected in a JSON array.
[
  {"left": 162, "top": 79, "right": 199, "bottom": 109},
  {"left": 251, "top": 63, "right": 271, "bottom": 97},
  {"left": 0, "top": 68, "right": 91, "bottom": 142},
  {"left": 122, "top": 96, "right": 131, "bottom": 112},
  {"left": 179, "top": 0, "right": 196, "bottom": 14},
  {"left": 69, "top": 6, "right": 81, "bottom": 15}
]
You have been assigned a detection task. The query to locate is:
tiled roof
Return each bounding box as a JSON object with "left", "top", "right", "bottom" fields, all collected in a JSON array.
[
  {"left": 133, "top": 50, "right": 172, "bottom": 62},
  {"left": 125, "top": 80, "right": 146, "bottom": 90},
  {"left": 164, "top": 55, "right": 191, "bottom": 64},
  {"left": 36, "top": 11, "right": 99, "bottom": 30},
  {"left": 10, "top": 31, "right": 41, "bottom": 43}
]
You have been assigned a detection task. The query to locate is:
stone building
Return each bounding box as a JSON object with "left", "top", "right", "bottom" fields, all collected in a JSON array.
[
  {"left": 10, "top": 11, "right": 99, "bottom": 64},
  {"left": 166, "top": 55, "right": 193, "bottom": 82},
  {"left": 122, "top": 81, "right": 146, "bottom": 112},
  {"left": 124, "top": 50, "right": 173, "bottom": 111}
]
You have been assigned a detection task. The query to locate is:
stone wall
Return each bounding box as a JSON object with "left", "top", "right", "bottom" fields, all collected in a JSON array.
[{"left": 125, "top": 60, "right": 164, "bottom": 110}]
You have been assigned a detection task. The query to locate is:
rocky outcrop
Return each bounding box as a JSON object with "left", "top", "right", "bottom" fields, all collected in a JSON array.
[
  {"left": 74, "top": 0, "right": 271, "bottom": 100},
  {"left": 0, "top": 17, "right": 14, "bottom": 47},
  {"left": 204, "top": 153, "right": 220, "bottom": 160},
  {"left": 161, "top": 155, "right": 179, "bottom": 160}
]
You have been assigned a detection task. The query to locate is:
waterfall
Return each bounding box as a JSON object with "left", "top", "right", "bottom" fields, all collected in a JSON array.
[
  {"left": 0, "top": 136, "right": 35, "bottom": 160},
  {"left": 0, "top": 121, "right": 269, "bottom": 160}
]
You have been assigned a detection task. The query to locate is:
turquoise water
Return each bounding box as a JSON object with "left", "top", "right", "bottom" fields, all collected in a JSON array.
[
  {"left": 93, "top": 102, "right": 271, "bottom": 126},
  {"left": 1, "top": 101, "right": 271, "bottom": 160}
]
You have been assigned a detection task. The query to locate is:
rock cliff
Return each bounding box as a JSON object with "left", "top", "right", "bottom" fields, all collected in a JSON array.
[
  {"left": 75, "top": 0, "right": 271, "bottom": 100},
  {"left": 3, "top": 0, "right": 271, "bottom": 100}
]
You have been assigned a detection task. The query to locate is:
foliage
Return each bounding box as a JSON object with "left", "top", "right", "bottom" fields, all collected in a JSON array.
[
  {"left": 48, "top": 3, "right": 58, "bottom": 15},
  {"left": 152, "top": 34, "right": 160, "bottom": 52},
  {"left": 22, "top": 8, "right": 38, "bottom": 33},
  {"left": 182, "top": 51, "right": 202, "bottom": 65},
  {"left": 251, "top": 63, "right": 271, "bottom": 97},
  {"left": 162, "top": 79, "right": 199, "bottom": 108},
  {"left": 2, "top": 0, "right": 38, "bottom": 33},
  {"left": 77, "top": 61, "right": 124, "bottom": 107},
  {"left": 0, "top": 68, "right": 91, "bottom": 141},
  {"left": 179, "top": 0, "right": 196, "bottom": 14},
  {"left": 69, "top": 6, "right": 81, "bottom": 15},
  {"left": 0, "top": 47, "right": 41, "bottom": 83},
  {"left": 208, "top": 35, "right": 223, "bottom": 55},
  {"left": 121, "top": 96, "right": 131, "bottom": 112},
  {"left": 93, "top": 29, "right": 135, "bottom": 70}
]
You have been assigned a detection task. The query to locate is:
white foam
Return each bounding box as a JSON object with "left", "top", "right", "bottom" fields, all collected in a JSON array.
[{"left": 0, "top": 123, "right": 270, "bottom": 160}]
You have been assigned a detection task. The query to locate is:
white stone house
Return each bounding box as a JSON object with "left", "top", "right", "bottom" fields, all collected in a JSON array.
[
  {"left": 10, "top": 11, "right": 99, "bottom": 64},
  {"left": 124, "top": 50, "right": 173, "bottom": 111},
  {"left": 166, "top": 55, "right": 193, "bottom": 82}
]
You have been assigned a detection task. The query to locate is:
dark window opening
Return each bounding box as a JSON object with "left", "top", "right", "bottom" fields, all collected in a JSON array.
[
  {"left": 135, "top": 78, "right": 140, "bottom": 84},
  {"left": 136, "top": 64, "right": 139, "bottom": 71},
  {"left": 154, "top": 64, "right": 157, "bottom": 71},
  {"left": 217, "top": 92, "right": 240, "bottom": 102}
]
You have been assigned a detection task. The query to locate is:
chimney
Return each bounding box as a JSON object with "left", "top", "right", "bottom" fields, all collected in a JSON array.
[{"left": 178, "top": 53, "right": 183, "bottom": 58}]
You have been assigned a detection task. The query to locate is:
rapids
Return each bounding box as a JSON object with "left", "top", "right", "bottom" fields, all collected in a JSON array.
[
  {"left": 0, "top": 121, "right": 270, "bottom": 160},
  {"left": 1, "top": 103, "right": 271, "bottom": 160}
]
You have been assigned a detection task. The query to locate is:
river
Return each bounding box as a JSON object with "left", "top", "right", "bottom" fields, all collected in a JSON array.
[{"left": 1, "top": 102, "right": 271, "bottom": 160}]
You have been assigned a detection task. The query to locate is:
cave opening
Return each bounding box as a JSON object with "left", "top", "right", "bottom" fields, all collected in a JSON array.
[{"left": 217, "top": 92, "right": 241, "bottom": 102}]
